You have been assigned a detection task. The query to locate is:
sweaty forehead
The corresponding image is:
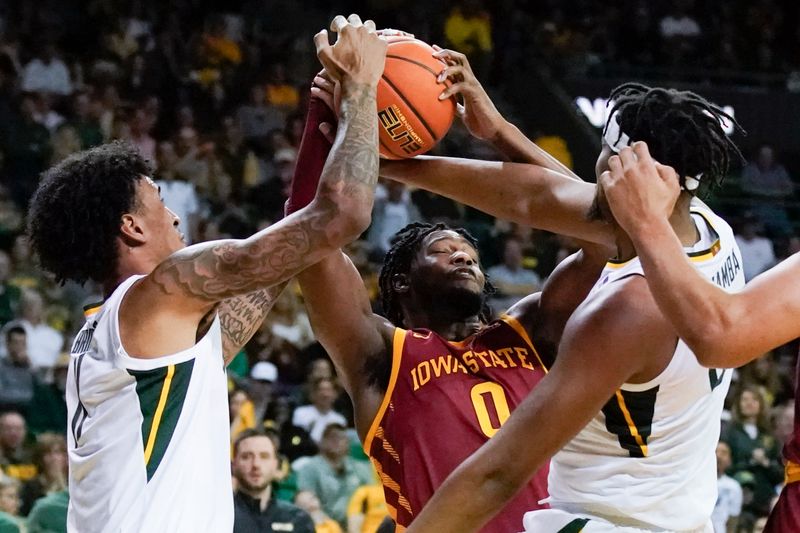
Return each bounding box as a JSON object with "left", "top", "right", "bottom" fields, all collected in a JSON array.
[{"left": 422, "top": 230, "right": 477, "bottom": 253}]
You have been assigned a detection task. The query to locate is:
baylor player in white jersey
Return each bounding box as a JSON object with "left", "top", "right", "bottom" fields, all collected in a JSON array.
[
  {"left": 67, "top": 276, "right": 231, "bottom": 531},
  {"left": 398, "top": 85, "right": 748, "bottom": 533},
  {"left": 536, "top": 199, "right": 744, "bottom": 532},
  {"left": 26, "top": 16, "right": 387, "bottom": 533}
]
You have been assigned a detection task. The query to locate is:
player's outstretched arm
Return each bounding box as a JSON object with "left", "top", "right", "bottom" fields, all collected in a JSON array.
[
  {"left": 380, "top": 157, "right": 612, "bottom": 246},
  {"left": 433, "top": 46, "right": 580, "bottom": 180},
  {"left": 123, "top": 15, "right": 386, "bottom": 357},
  {"left": 602, "top": 142, "right": 800, "bottom": 368},
  {"left": 405, "top": 277, "right": 673, "bottom": 533}
]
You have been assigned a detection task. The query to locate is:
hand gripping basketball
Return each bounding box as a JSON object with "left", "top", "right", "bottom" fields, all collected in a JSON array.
[{"left": 314, "top": 14, "right": 387, "bottom": 87}]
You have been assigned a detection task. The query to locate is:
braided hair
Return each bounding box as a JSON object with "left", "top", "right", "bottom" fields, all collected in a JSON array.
[
  {"left": 604, "top": 83, "right": 744, "bottom": 196},
  {"left": 378, "top": 222, "right": 495, "bottom": 327}
]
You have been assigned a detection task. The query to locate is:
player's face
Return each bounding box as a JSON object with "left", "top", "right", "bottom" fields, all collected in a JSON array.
[
  {"left": 414, "top": 231, "right": 485, "bottom": 295},
  {"left": 233, "top": 436, "right": 278, "bottom": 492},
  {"left": 134, "top": 177, "right": 186, "bottom": 259}
]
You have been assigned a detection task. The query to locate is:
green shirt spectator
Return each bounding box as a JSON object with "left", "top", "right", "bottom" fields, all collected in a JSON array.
[
  {"left": 27, "top": 490, "right": 68, "bottom": 533},
  {"left": 0, "top": 511, "right": 20, "bottom": 533}
]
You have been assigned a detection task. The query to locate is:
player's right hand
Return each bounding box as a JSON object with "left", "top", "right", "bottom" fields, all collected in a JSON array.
[
  {"left": 314, "top": 14, "right": 387, "bottom": 87},
  {"left": 433, "top": 46, "right": 504, "bottom": 141},
  {"left": 601, "top": 142, "right": 680, "bottom": 236}
]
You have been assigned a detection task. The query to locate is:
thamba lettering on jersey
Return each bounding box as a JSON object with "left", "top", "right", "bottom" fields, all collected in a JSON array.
[{"left": 364, "top": 315, "right": 549, "bottom": 532}]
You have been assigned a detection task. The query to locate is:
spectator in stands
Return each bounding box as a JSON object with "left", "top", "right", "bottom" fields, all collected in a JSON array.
[
  {"left": 263, "top": 397, "right": 317, "bottom": 463},
  {"left": 487, "top": 236, "right": 541, "bottom": 311},
  {"left": 712, "top": 441, "right": 742, "bottom": 533},
  {"left": 31, "top": 93, "right": 64, "bottom": 134},
  {"left": 26, "top": 487, "right": 67, "bottom": 533},
  {"left": 3, "top": 96, "right": 51, "bottom": 209},
  {"left": 237, "top": 85, "right": 286, "bottom": 145},
  {"left": 0, "top": 252, "right": 20, "bottom": 327},
  {"left": 443, "top": 0, "right": 493, "bottom": 79},
  {"left": 295, "top": 424, "right": 372, "bottom": 528},
  {"left": 265, "top": 63, "right": 299, "bottom": 110},
  {"left": 723, "top": 386, "right": 783, "bottom": 519},
  {"left": 50, "top": 125, "right": 82, "bottom": 164},
  {"left": 735, "top": 213, "right": 776, "bottom": 282},
  {"left": 248, "top": 361, "right": 278, "bottom": 426},
  {"left": 9, "top": 235, "right": 42, "bottom": 290},
  {"left": 772, "top": 401, "right": 794, "bottom": 451},
  {"left": 19, "top": 433, "right": 66, "bottom": 516},
  {"left": 346, "top": 472, "right": 389, "bottom": 533},
  {"left": 0, "top": 476, "right": 21, "bottom": 526},
  {"left": 0, "top": 327, "right": 35, "bottom": 413},
  {"left": 740, "top": 144, "right": 795, "bottom": 236},
  {"left": 658, "top": 0, "right": 702, "bottom": 65},
  {"left": 2, "top": 289, "right": 64, "bottom": 379},
  {"left": 230, "top": 388, "right": 256, "bottom": 443},
  {"left": 129, "top": 108, "right": 156, "bottom": 163},
  {"left": 233, "top": 429, "right": 315, "bottom": 533},
  {"left": 292, "top": 378, "right": 347, "bottom": 444},
  {"left": 26, "top": 353, "right": 68, "bottom": 435},
  {"left": 295, "top": 490, "right": 342, "bottom": 533},
  {"left": 0, "top": 188, "right": 23, "bottom": 245},
  {"left": 368, "top": 181, "right": 421, "bottom": 257},
  {"left": 0, "top": 412, "right": 35, "bottom": 482},
  {"left": 156, "top": 141, "right": 201, "bottom": 243},
  {"left": 21, "top": 42, "right": 72, "bottom": 97}
]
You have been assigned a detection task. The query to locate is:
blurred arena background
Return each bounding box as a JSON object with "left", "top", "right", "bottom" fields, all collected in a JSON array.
[{"left": 0, "top": 1, "right": 794, "bottom": 532}]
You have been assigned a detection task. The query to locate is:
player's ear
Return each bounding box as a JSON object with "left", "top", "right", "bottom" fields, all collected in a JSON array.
[
  {"left": 391, "top": 273, "right": 410, "bottom": 294},
  {"left": 120, "top": 213, "right": 147, "bottom": 246}
]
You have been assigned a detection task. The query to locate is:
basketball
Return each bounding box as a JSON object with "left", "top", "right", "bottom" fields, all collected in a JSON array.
[{"left": 376, "top": 37, "right": 457, "bottom": 159}]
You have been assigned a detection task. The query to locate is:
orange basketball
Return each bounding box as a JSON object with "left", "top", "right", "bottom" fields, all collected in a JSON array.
[{"left": 376, "top": 37, "right": 456, "bottom": 159}]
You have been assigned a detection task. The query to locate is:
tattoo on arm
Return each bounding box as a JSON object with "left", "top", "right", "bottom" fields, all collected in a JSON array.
[
  {"left": 218, "top": 283, "right": 288, "bottom": 364},
  {"left": 150, "top": 82, "right": 379, "bottom": 306}
]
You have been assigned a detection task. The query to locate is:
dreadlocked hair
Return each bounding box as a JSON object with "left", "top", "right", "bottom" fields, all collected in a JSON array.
[
  {"left": 378, "top": 222, "right": 495, "bottom": 327},
  {"left": 27, "top": 141, "right": 152, "bottom": 285},
  {"left": 605, "top": 83, "right": 745, "bottom": 196}
]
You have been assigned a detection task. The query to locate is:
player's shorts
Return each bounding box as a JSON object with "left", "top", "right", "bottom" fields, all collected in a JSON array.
[
  {"left": 521, "top": 509, "right": 713, "bottom": 533},
  {"left": 763, "top": 479, "right": 800, "bottom": 533}
]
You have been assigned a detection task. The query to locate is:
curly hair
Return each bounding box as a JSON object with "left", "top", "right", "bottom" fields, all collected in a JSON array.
[
  {"left": 27, "top": 141, "right": 152, "bottom": 285},
  {"left": 604, "top": 83, "right": 745, "bottom": 196},
  {"left": 378, "top": 222, "right": 495, "bottom": 327}
]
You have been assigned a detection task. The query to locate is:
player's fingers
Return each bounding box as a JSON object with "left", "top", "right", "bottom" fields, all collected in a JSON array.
[
  {"left": 314, "top": 30, "right": 330, "bottom": 55},
  {"left": 364, "top": 19, "right": 376, "bottom": 32},
  {"left": 437, "top": 65, "right": 465, "bottom": 83},
  {"left": 607, "top": 154, "right": 623, "bottom": 177},
  {"left": 438, "top": 82, "right": 464, "bottom": 100},
  {"left": 347, "top": 14, "right": 363, "bottom": 27},
  {"left": 331, "top": 15, "right": 348, "bottom": 33},
  {"left": 310, "top": 87, "right": 335, "bottom": 112},
  {"left": 456, "top": 102, "right": 466, "bottom": 118},
  {"left": 632, "top": 141, "right": 653, "bottom": 164},
  {"left": 313, "top": 75, "right": 335, "bottom": 93},
  {"left": 618, "top": 145, "right": 637, "bottom": 169},
  {"left": 319, "top": 122, "right": 337, "bottom": 144},
  {"left": 655, "top": 163, "right": 679, "bottom": 184}
]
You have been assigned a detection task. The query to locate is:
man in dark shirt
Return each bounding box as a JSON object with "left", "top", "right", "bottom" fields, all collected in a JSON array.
[{"left": 233, "top": 428, "right": 314, "bottom": 533}]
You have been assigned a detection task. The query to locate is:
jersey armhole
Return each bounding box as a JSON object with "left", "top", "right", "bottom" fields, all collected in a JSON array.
[
  {"left": 362, "top": 327, "right": 405, "bottom": 454},
  {"left": 499, "top": 314, "right": 549, "bottom": 373}
]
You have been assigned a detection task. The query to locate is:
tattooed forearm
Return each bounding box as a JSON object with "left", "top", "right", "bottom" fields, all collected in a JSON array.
[
  {"left": 319, "top": 81, "right": 379, "bottom": 197},
  {"left": 217, "top": 282, "right": 288, "bottom": 364}
]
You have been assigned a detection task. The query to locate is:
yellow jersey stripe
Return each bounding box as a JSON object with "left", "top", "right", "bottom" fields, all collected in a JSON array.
[
  {"left": 786, "top": 460, "right": 800, "bottom": 485},
  {"left": 500, "top": 314, "right": 549, "bottom": 373},
  {"left": 363, "top": 328, "right": 405, "bottom": 454},
  {"left": 143, "top": 364, "right": 175, "bottom": 464},
  {"left": 83, "top": 304, "right": 103, "bottom": 317},
  {"left": 614, "top": 390, "right": 648, "bottom": 457}
]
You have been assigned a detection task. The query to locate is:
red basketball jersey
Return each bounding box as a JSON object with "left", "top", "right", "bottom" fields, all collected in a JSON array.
[
  {"left": 363, "top": 314, "right": 549, "bottom": 532},
  {"left": 784, "top": 356, "right": 800, "bottom": 465}
]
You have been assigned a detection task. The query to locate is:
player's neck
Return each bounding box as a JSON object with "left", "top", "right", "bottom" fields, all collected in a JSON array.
[
  {"left": 615, "top": 194, "right": 699, "bottom": 261},
  {"left": 404, "top": 311, "right": 483, "bottom": 341}
]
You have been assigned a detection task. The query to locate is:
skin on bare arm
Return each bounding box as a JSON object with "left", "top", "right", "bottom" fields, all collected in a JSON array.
[
  {"left": 119, "top": 14, "right": 386, "bottom": 363},
  {"left": 602, "top": 142, "right": 800, "bottom": 367},
  {"left": 405, "top": 276, "right": 677, "bottom": 533},
  {"left": 433, "top": 46, "right": 580, "bottom": 179}
]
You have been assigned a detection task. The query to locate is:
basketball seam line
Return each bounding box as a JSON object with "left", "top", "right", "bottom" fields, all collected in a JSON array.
[
  {"left": 386, "top": 54, "right": 450, "bottom": 82},
  {"left": 380, "top": 74, "right": 438, "bottom": 142}
]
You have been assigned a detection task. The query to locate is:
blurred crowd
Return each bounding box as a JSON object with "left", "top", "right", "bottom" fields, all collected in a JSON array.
[{"left": 0, "top": 1, "right": 793, "bottom": 532}]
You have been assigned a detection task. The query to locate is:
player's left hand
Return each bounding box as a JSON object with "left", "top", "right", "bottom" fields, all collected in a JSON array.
[
  {"left": 600, "top": 142, "right": 680, "bottom": 236},
  {"left": 433, "top": 46, "right": 504, "bottom": 141}
]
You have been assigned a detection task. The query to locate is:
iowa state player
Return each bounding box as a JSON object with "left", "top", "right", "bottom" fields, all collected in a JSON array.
[
  {"left": 598, "top": 143, "right": 800, "bottom": 533},
  {"left": 288, "top": 66, "right": 609, "bottom": 532}
]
